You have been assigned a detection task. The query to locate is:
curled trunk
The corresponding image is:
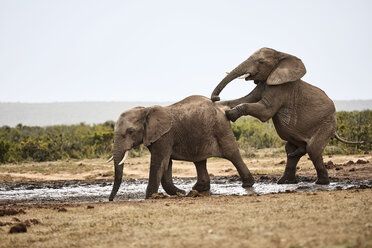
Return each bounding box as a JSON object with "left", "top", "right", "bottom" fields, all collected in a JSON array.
[{"left": 211, "top": 62, "right": 247, "bottom": 101}]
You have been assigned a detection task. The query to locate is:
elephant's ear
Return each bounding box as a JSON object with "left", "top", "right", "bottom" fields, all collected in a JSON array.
[
  {"left": 267, "top": 54, "right": 306, "bottom": 85},
  {"left": 143, "top": 106, "right": 172, "bottom": 146}
]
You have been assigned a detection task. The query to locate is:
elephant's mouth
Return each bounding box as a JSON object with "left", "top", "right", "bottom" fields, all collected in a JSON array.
[{"left": 243, "top": 72, "right": 256, "bottom": 81}]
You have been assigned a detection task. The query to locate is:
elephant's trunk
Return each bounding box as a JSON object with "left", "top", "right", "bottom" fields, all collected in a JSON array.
[
  {"left": 211, "top": 61, "right": 248, "bottom": 101},
  {"left": 109, "top": 141, "right": 128, "bottom": 201}
]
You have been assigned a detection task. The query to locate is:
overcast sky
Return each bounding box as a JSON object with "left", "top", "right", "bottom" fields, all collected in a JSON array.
[{"left": 0, "top": 0, "right": 371, "bottom": 102}]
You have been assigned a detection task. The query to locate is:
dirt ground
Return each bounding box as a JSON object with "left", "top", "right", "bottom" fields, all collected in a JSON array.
[
  {"left": 0, "top": 150, "right": 371, "bottom": 247},
  {"left": 0, "top": 189, "right": 371, "bottom": 248},
  {"left": 0, "top": 149, "right": 371, "bottom": 182}
]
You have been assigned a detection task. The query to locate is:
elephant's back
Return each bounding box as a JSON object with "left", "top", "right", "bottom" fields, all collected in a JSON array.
[
  {"left": 170, "top": 95, "right": 212, "bottom": 107},
  {"left": 168, "top": 95, "right": 231, "bottom": 161},
  {"left": 169, "top": 95, "right": 227, "bottom": 123}
]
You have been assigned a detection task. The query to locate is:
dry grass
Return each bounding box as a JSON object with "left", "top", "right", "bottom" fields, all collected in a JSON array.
[{"left": 0, "top": 189, "right": 371, "bottom": 248}]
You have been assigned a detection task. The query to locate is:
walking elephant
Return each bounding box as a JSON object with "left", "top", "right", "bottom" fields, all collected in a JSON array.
[
  {"left": 211, "top": 47, "right": 362, "bottom": 185},
  {"left": 108, "top": 95, "right": 254, "bottom": 201}
]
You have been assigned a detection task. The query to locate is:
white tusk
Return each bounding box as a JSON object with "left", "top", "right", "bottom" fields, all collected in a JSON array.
[
  {"left": 118, "top": 151, "right": 129, "bottom": 166},
  {"left": 238, "top": 73, "right": 250, "bottom": 79},
  {"left": 106, "top": 156, "right": 113, "bottom": 163},
  {"left": 226, "top": 72, "right": 230, "bottom": 75}
]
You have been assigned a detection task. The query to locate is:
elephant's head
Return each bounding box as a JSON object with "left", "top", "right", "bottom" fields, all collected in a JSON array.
[
  {"left": 211, "top": 48, "right": 306, "bottom": 101},
  {"left": 109, "top": 106, "right": 172, "bottom": 201}
]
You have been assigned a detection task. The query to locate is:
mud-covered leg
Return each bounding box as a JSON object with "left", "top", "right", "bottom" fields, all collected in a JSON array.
[
  {"left": 278, "top": 142, "right": 303, "bottom": 184},
  {"left": 192, "top": 160, "right": 210, "bottom": 192},
  {"left": 309, "top": 152, "right": 329, "bottom": 185},
  {"left": 227, "top": 150, "right": 255, "bottom": 187},
  {"left": 307, "top": 137, "right": 332, "bottom": 185},
  {"left": 306, "top": 119, "right": 336, "bottom": 185},
  {"left": 221, "top": 137, "right": 255, "bottom": 187},
  {"left": 161, "top": 159, "right": 186, "bottom": 195},
  {"left": 145, "top": 153, "right": 170, "bottom": 199}
]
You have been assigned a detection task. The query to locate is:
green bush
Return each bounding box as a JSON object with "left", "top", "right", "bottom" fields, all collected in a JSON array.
[
  {"left": 0, "top": 139, "right": 10, "bottom": 163},
  {"left": 232, "top": 111, "right": 371, "bottom": 156},
  {"left": 0, "top": 111, "right": 370, "bottom": 163}
]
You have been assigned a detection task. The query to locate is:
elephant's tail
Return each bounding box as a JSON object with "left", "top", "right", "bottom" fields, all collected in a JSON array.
[{"left": 334, "top": 133, "right": 364, "bottom": 144}]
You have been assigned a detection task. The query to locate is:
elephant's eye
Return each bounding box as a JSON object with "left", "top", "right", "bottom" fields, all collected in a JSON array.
[
  {"left": 127, "top": 128, "right": 135, "bottom": 135},
  {"left": 258, "top": 59, "right": 264, "bottom": 64}
]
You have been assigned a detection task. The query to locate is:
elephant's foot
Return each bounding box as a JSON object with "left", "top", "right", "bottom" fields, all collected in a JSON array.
[
  {"left": 192, "top": 182, "right": 210, "bottom": 192},
  {"left": 277, "top": 175, "right": 298, "bottom": 184},
  {"left": 163, "top": 186, "right": 186, "bottom": 196},
  {"left": 242, "top": 176, "right": 255, "bottom": 188},
  {"left": 315, "top": 177, "right": 330, "bottom": 185}
]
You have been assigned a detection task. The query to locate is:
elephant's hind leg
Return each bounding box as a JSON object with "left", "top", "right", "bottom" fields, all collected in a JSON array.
[
  {"left": 278, "top": 142, "right": 303, "bottom": 184},
  {"left": 220, "top": 135, "right": 255, "bottom": 187},
  {"left": 192, "top": 160, "right": 210, "bottom": 192},
  {"left": 161, "top": 159, "right": 186, "bottom": 195},
  {"left": 307, "top": 129, "right": 334, "bottom": 185}
]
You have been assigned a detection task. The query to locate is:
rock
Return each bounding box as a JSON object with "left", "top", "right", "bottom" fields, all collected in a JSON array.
[
  {"left": 278, "top": 160, "right": 285, "bottom": 165},
  {"left": 23, "top": 219, "right": 41, "bottom": 226},
  {"left": 87, "top": 205, "right": 94, "bottom": 209},
  {"left": 9, "top": 223, "right": 27, "bottom": 233},
  {"left": 0, "top": 208, "right": 26, "bottom": 217},
  {"left": 349, "top": 168, "right": 356, "bottom": 172},
  {"left": 57, "top": 208, "right": 67, "bottom": 212},
  {"left": 356, "top": 159, "right": 369, "bottom": 164},
  {"left": 0, "top": 221, "right": 13, "bottom": 226},
  {"left": 346, "top": 160, "right": 355, "bottom": 166},
  {"left": 324, "top": 161, "right": 335, "bottom": 169}
]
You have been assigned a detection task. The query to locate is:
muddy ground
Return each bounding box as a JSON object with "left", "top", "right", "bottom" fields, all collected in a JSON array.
[
  {"left": 0, "top": 152, "right": 371, "bottom": 205},
  {"left": 0, "top": 152, "right": 371, "bottom": 247}
]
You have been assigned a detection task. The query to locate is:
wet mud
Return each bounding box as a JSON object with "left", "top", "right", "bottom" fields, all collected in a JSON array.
[{"left": 1, "top": 175, "right": 371, "bottom": 205}]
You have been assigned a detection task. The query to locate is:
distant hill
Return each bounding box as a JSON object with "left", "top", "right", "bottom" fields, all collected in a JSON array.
[
  {"left": 0, "top": 101, "right": 171, "bottom": 127},
  {"left": 333, "top": 100, "right": 372, "bottom": 112},
  {"left": 0, "top": 100, "right": 371, "bottom": 127}
]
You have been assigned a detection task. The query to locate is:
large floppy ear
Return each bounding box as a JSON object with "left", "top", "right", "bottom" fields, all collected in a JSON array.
[
  {"left": 267, "top": 53, "right": 306, "bottom": 85},
  {"left": 143, "top": 106, "right": 172, "bottom": 146}
]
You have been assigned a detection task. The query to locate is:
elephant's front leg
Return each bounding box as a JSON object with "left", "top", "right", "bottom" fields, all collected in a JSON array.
[
  {"left": 225, "top": 100, "right": 277, "bottom": 122},
  {"left": 145, "top": 154, "right": 170, "bottom": 199},
  {"left": 192, "top": 160, "right": 210, "bottom": 192},
  {"left": 161, "top": 159, "right": 186, "bottom": 195}
]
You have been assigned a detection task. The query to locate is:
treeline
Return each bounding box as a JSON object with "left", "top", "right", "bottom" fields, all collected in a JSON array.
[{"left": 0, "top": 111, "right": 370, "bottom": 163}]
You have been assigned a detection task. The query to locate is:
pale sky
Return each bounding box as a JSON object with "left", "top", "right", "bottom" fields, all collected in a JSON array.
[{"left": 0, "top": 0, "right": 371, "bottom": 102}]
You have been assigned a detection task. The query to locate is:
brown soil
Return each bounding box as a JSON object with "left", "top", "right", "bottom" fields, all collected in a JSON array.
[
  {"left": 0, "top": 152, "right": 371, "bottom": 247},
  {"left": 0, "top": 190, "right": 371, "bottom": 247},
  {"left": 0, "top": 152, "right": 371, "bottom": 182}
]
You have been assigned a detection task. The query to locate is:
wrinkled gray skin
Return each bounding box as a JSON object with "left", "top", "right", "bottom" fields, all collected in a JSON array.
[
  {"left": 211, "top": 47, "right": 361, "bottom": 185},
  {"left": 109, "top": 95, "right": 254, "bottom": 201}
]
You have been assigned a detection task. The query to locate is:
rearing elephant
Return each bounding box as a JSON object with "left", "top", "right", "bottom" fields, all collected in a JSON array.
[
  {"left": 211, "top": 47, "right": 362, "bottom": 185},
  {"left": 109, "top": 95, "right": 254, "bottom": 201}
]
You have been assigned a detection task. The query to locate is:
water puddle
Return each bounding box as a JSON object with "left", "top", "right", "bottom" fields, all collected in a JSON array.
[{"left": 0, "top": 177, "right": 371, "bottom": 205}]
